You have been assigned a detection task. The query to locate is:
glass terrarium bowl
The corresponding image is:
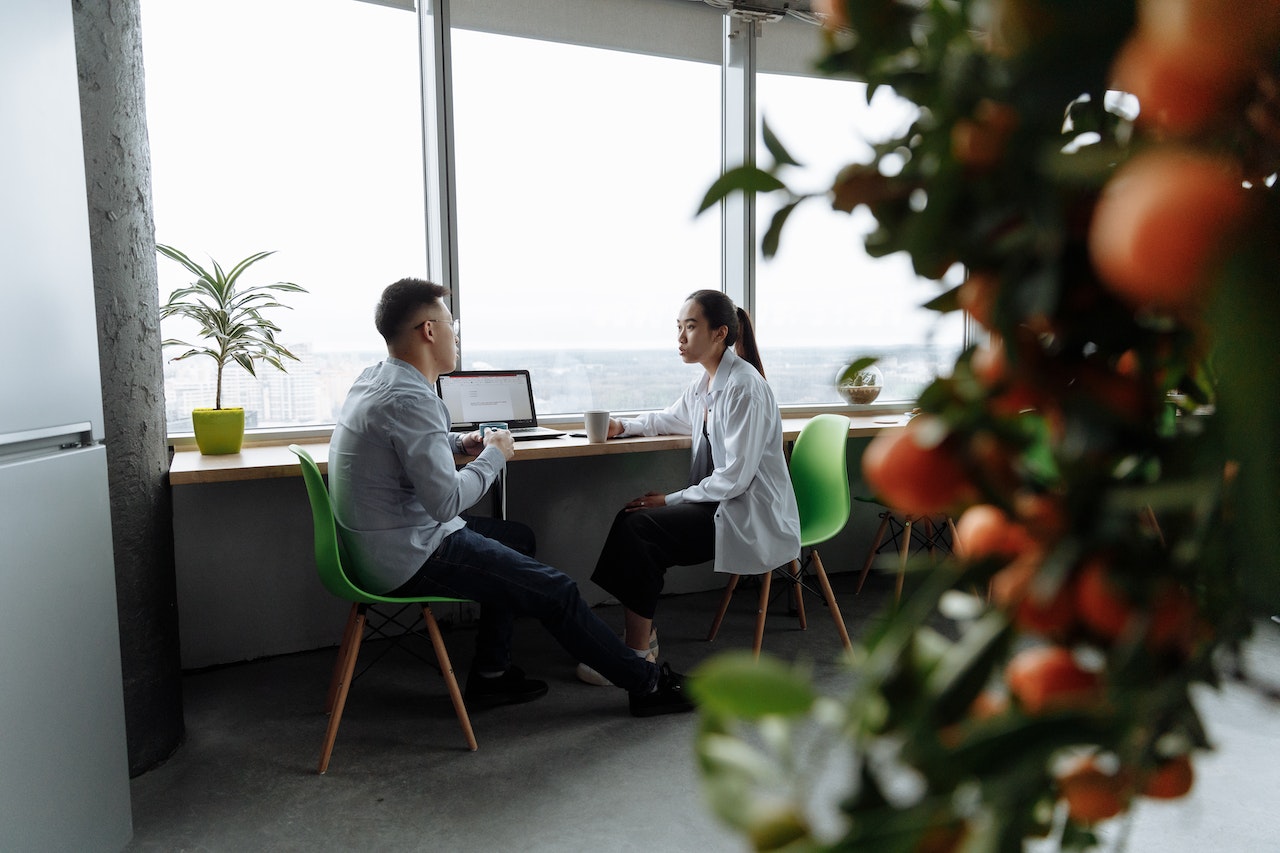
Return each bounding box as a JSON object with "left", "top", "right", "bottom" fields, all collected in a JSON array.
[{"left": 837, "top": 363, "right": 884, "bottom": 405}]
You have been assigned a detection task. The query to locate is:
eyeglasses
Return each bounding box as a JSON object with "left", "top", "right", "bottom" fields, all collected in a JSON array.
[{"left": 414, "top": 317, "right": 460, "bottom": 339}]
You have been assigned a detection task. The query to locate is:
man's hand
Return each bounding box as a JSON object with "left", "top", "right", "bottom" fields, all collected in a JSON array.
[
  {"left": 484, "top": 427, "right": 516, "bottom": 461},
  {"left": 460, "top": 430, "right": 485, "bottom": 456},
  {"left": 624, "top": 491, "right": 666, "bottom": 512},
  {"left": 608, "top": 418, "right": 626, "bottom": 438}
]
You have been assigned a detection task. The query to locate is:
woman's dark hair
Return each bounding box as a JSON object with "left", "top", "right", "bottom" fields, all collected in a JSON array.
[
  {"left": 375, "top": 277, "right": 450, "bottom": 342},
  {"left": 686, "top": 289, "right": 766, "bottom": 378}
]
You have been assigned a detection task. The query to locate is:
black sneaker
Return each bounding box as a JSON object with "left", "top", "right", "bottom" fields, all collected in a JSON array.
[
  {"left": 464, "top": 664, "right": 549, "bottom": 708},
  {"left": 629, "top": 662, "right": 695, "bottom": 718}
]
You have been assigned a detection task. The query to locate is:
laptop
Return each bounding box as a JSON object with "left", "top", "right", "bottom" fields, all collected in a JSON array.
[{"left": 436, "top": 369, "right": 566, "bottom": 440}]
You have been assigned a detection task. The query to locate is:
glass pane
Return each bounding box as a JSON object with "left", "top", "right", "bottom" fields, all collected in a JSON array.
[
  {"left": 754, "top": 73, "right": 964, "bottom": 405},
  {"left": 143, "top": 0, "right": 425, "bottom": 432},
  {"left": 450, "top": 30, "right": 721, "bottom": 415}
]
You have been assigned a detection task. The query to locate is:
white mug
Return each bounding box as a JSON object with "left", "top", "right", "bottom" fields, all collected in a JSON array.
[{"left": 584, "top": 410, "right": 610, "bottom": 443}]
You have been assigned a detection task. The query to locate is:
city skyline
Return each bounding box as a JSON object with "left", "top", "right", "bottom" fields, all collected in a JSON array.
[{"left": 163, "top": 341, "right": 959, "bottom": 432}]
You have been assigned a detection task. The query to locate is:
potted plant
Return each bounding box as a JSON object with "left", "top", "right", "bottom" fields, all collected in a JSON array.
[
  {"left": 692, "top": 1, "right": 1278, "bottom": 850},
  {"left": 158, "top": 244, "right": 307, "bottom": 454}
]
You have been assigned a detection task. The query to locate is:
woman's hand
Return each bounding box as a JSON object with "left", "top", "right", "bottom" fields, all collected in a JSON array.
[{"left": 625, "top": 491, "right": 666, "bottom": 512}]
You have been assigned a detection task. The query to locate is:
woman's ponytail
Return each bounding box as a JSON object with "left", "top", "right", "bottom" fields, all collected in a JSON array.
[{"left": 686, "top": 289, "right": 767, "bottom": 379}]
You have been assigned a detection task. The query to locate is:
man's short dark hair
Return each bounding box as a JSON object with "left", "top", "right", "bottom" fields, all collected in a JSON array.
[{"left": 375, "top": 278, "right": 450, "bottom": 342}]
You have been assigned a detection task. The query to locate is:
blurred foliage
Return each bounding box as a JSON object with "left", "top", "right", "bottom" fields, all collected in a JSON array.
[{"left": 694, "top": 0, "right": 1280, "bottom": 850}]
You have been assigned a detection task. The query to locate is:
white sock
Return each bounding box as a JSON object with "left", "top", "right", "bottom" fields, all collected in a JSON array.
[{"left": 630, "top": 646, "right": 649, "bottom": 658}]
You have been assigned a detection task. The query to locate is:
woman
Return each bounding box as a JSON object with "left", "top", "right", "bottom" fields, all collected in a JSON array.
[{"left": 578, "top": 290, "right": 801, "bottom": 684}]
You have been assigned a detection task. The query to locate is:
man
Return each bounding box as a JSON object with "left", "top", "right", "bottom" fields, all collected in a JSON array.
[{"left": 327, "top": 278, "right": 692, "bottom": 717}]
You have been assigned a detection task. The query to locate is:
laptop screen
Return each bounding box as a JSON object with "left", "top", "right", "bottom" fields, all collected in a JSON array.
[{"left": 436, "top": 370, "right": 540, "bottom": 431}]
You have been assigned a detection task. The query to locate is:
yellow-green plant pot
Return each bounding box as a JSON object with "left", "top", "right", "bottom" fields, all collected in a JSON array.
[{"left": 192, "top": 408, "right": 245, "bottom": 455}]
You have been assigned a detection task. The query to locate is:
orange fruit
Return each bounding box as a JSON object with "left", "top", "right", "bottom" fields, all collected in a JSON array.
[
  {"left": 1070, "top": 362, "right": 1149, "bottom": 422},
  {"left": 1005, "top": 645, "right": 1101, "bottom": 714},
  {"left": 1089, "top": 147, "right": 1248, "bottom": 312},
  {"left": 956, "top": 504, "right": 1035, "bottom": 560},
  {"left": 1015, "top": 584, "right": 1077, "bottom": 638},
  {"left": 812, "top": 0, "right": 849, "bottom": 30},
  {"left": 1013, "top": 492, "right": 1067, "bottom": 542},
  {"left": 985, "top": 0, "right": 1056, "bottom": 57},
  {"left": 1110, "top": 34, "right": 1249, "bottom": 135},
  {"left": 914, "top": 822, "right": 968, "bottom": 853},
  {"left": 957, "top": 271, "right": 998, "bottom": 329},
  {"left": 1075, "top": 559, "right": 1133, "bottom": 642},
  {"left": 1141, "top": 754, "right": 1195, "bottom": 799},
  {"left": 861, "top": 417, "right": 977, "bottom": 517},
  {"left": 1146, "top": 583, "right": 1201, "bottom": 654},
  {"left": 990, "top": 554, "right": 1074, "bottom": 637},
  {"left": 1056, "top": 754, "right": 1130, "bottom": 823},
  {"left": 939, "top": 689, "right": 1012, "bottom": 747},
  {"left": 990, "top": 555, "right": 1036, "bottom": 608},
  {"left": 951, "top": 102, "right": 1019, "bottom": 171},
  {"left": 971, "top": 338, "right": 1008, "bottom": 387},
  {"left": 969, "top": 689, "right": 1011, "bottom": 721},
  {"left": 1137, "top": 0, "right": 1280, "bottom": 66}
]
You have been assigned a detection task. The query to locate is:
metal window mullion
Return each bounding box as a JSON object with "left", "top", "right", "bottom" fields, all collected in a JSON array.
[
  {"left": 721, "top": 13, "right": 756, "bottom": 316},
  {"left": 418, "top": 0, "right": 461, "bottom": 318}
]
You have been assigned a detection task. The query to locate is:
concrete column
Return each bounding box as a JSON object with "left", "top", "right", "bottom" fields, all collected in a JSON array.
[{"left": 72, "top": 0, "right": 184, "bottom": 775}]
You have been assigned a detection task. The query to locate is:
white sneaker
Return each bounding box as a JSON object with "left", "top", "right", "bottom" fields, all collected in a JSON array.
[{"left": 576, "top": 627, "right": 659, "bottom": 687}]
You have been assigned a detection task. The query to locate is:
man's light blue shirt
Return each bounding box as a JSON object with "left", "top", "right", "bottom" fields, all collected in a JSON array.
[{"left": 328, "top": 357, "right": 506, "bottom": 593}]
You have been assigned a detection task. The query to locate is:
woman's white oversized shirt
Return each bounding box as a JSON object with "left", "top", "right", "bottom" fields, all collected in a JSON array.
[{"left": 619, "top": 347, "right": 801, "bottom": 575}]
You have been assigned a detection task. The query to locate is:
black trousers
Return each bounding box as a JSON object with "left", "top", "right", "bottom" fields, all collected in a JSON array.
[{"left": 590, "top": 502, "right": 717, "bottom": 619}]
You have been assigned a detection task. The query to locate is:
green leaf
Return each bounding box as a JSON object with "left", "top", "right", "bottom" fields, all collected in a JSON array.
[
  {"left": 689, "top": 652, "right": 816, "bottom": 719},
  {"left": 922, "top": 610, "right": 1011, "bottom": 725},
  {"left": 923, "top": 283, "right": 962, "bottom": 313},
  {"left": 158, "top": 245, "right": 308, "bottom": 409},
  {"left": 837, "top": 358, "right": 880, "bottom": 386},
  {"left": 761, "top": 200, "right": 800, "bottom": 259},
  {"left": 697, "top": 166, "right": 786, "bottom": 214},
  {"left": 761, "top": 118, "right": 801, "bottom": 168}
]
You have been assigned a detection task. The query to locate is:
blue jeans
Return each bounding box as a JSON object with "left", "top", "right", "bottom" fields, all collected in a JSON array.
[{"left": 390, "top": 517, "right": 658, "bottom": 695}]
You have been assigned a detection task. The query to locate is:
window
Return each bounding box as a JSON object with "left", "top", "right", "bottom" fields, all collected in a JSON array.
[
  {"left": 144, "top": 1, "right": 956, "bottom": 436},
  {"left": 753, "top": 72, "right": 965, "bottom": 405},
  {"left": 143, "top": 0, "right": 425, "bottom": 432},
  {"left": 449, "top": 29, "right": 721, "bottom": 414}
]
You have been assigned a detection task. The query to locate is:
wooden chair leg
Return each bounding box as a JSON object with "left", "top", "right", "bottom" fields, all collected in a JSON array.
[
  {"left": 856, "top": 512, "right": 892, "bottom": 594},
  {"left": 753, "top": 571, "right": 772, "bottom": 658},
  {"left": 810, "top": 549, "right": 852, "bottom": 652},
  {"left": 897, "top": 517, "right": 912, "bottom": 603},
  {"left": 319, "top": 605, "right": 366, "bottom": 774},
  {"left": 1142, "top": 504, "right": 1165, "bottom": 547},
  {"left": 789, "top": 560, "right": 808, "bottom": 630},
  {"left": 707, "top": 574, "right": 741, "bottom": 643},
  {"left": 325, "top": 602, "right": 361, "bottom": 715},
  {"left": 948, "top": 516, "right": 962, "bottom": 558},
  {"left": 923, "top": 516, "right": 936, "bottom": 557},
  {"left": 422, "top": 604, "right": 477, "bottom": 752}
]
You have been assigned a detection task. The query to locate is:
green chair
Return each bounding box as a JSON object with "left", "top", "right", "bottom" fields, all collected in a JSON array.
[
  {"left": 288, "top": 445, "right": 477, "bottom": 774},
  {"left": 706, "top": 414, "right": 854, "bottom": 657}
]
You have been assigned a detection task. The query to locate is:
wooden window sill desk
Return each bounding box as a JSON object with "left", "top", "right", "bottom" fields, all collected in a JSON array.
[
  {"left": 165, "top": 411, "right": 910, "bottom": 669},
  {"left": 167, "top": 412, "right": 910, "bottom": 486}
]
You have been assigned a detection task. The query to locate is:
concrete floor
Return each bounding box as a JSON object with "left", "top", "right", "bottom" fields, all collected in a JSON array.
[{"left": 126, "top": 572, "right": 1280, "bottom": 852}]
